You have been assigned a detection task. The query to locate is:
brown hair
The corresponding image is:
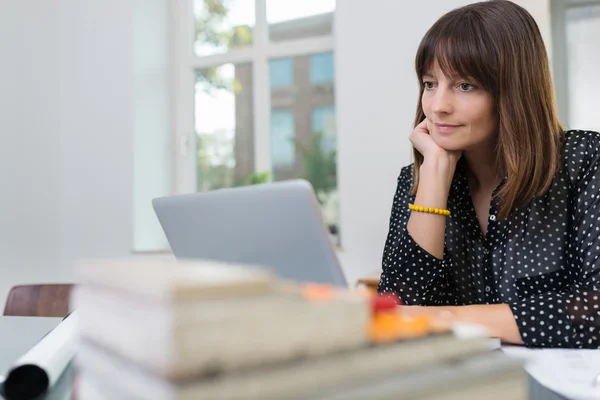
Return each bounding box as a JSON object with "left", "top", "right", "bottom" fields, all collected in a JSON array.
[{"left": 410, "top": 0, "right": 564, "bottom": 220}]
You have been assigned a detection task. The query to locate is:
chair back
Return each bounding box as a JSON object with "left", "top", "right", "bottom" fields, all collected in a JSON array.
[{"left": 3, "top": 284, "right": 74, "bottom": 317}]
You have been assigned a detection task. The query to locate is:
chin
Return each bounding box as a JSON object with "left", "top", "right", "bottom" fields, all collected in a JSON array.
[{"left": 430, "top": 132, "right": 464, "bottom": 152}]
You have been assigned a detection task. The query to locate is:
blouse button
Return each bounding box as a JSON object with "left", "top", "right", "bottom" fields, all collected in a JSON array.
[
  {"left": 489, "top": 215, "right": 496, "bottom": 221},
  {"left": 485, "top": 286, "right": 491, "bottom": 293},
  {"left": 483, "top": 248, "right": 489, "bottom": 255}
]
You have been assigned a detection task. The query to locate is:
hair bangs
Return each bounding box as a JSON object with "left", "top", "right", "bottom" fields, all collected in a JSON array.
[{"left": 415, "top": 13, "right": 497, "bottom": 92}]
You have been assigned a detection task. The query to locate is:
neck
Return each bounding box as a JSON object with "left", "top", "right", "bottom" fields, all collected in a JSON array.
[{"left": 463, "top": 146, "right": 502, "bottom": 192}]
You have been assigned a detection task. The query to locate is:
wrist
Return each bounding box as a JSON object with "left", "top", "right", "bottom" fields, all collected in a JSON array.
[
  {"left": 450, "top": 305, "right": 504, "bottom": 339},
  {"left": 418, "top": 161, "right": 456, "bottom": 193},
  {"left": 420, "top": 157, "right": 457, "bottom": 175}
]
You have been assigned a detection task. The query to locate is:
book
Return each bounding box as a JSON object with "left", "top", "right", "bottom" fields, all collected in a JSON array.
[
  {"left": 72, "top": 259, "right": 371, "bottom": 380},
  {"left": 75, "top": 258, "right": 277, "bottom": 302},
  {"left": 315, "top": 350, "right": 526, "bottom": 400},
  {"left": 74, "top": 334, "right": 505, "bottom": 400},
  {"left": 72, "top": 258, "right": 508, "bottom": 400}
]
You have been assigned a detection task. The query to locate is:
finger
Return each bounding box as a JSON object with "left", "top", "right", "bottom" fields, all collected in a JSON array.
[
  {"left": 415, "top": 118, "right": 429, "bottom": 133},
  {"left": 409, "top": 128, "right": 433, "bottom": 153}
]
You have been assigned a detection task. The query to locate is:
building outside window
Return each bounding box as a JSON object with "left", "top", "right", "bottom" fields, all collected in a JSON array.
[{"left": 174, "top": 0, "right": 340, "bottom": 244}]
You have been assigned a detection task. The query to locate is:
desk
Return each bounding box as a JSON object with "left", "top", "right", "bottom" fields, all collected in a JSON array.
[
  {"left": 0, "top": 317, "right": 73, "bottom": 400},
  {"left": 0, "top": 316, "right": 566, "bottom": 400},
  {"left": 355, "top": 278, "right": 572, "bottom": 399},
  {"left": 0, "top": 317, "right": 60, "bottom": 375}
]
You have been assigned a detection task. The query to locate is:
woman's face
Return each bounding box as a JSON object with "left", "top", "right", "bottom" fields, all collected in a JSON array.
[{"left": 421, "top": 62, "right": 497, "bottom": 152}]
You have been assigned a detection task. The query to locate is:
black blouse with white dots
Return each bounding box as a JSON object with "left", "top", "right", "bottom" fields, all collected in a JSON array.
[{"left": 378, "top": 130, "right": 600, "bottom": 348}]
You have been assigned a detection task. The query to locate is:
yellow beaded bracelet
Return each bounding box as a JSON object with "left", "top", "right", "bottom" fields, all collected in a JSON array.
[{"left": 408, "top": 203, "right": 451, "bottom": 216}]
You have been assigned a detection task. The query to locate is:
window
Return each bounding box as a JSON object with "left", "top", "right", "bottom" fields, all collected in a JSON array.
[
  {"left": 269, "top": 55, "right": 338, "bottom": 244},
  {"left": 193, "top": 0, "right": 255, "bottom": 56},
  {"left": 267, "top": 0, "right": 335, "bottom": 42},
  {"left": 195, "top": 63, "right": 255, "bottom": 191},
  {"left": 269, "top": 58, "right": 293, "bottom": 88},
  {"left": 174, "top": 0, "right": 339, "bottom": 243},
  {"left": 311, "top": 105, "right": 336, "bottom": 153},
  {"left": 270, "top": 110, "right": 295, "bottom": 169},
  {"left": 310, "top": 52, "right": 335, "bottom": 84}
]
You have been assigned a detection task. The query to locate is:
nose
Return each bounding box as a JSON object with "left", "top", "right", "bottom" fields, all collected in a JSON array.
[{"left": 430, "top": 87, "right": 453, "bottom": 114}]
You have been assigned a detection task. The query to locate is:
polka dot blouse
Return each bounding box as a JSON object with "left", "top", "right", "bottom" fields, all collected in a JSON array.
[{"left": 378, "top": 130, "right": 600, "bottom": 349}]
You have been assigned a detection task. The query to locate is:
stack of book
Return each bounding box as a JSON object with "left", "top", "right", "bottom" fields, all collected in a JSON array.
[{"left": 71, "top": 259, "right": 526, "bottom": 399}]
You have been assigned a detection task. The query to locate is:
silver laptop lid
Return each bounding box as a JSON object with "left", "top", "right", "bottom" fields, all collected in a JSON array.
[{"left": 152, "top": 180, "right": 347, "bottom": 287}]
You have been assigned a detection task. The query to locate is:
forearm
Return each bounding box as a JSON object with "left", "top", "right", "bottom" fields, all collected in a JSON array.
[
  {"left": 403, "top": 304, "right": 523, "bottom": 344},
  {"left": 451, "top": 304, "right": 523, "bottom": 344},
  {"left": 379, "top": 166, "right": 452, "bottom": 303},
  {"left": 407, "top": 159, "right": 456, "bottom": 259}
]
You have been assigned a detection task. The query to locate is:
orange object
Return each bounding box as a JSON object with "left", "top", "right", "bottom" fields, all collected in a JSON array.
[
  {"left": 368, "top": 311, "right": 433, "bottom": 343},
  {"left": 369, "top": 311, "right": 404, "bottom": 343},
  {"left": 396, "top": 315, "right": 431, "bottom": 338},
  {"left": 301, "top": 284, "right": 335, "bottom": 302}
]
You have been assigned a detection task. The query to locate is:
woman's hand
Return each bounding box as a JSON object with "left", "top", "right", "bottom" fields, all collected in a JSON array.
[
  {"left": 401, "top": 304, "right": 523, "bottom": 344},
  {"left": 407, "top": 119, "right": 461, "bottom": 259},
  {"left": 410, "top": 119, "right": 462, "bottom": 174}
]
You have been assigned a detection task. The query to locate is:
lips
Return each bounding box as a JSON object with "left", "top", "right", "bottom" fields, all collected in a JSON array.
[{"left": 434, "top": 123, "right": 462, "bottom": 132}]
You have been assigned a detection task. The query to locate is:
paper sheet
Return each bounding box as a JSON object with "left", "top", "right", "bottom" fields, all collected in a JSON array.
[
  {"left": 502, "top": 345, "right": 600, "bottom": 400},
  {"left": 2, "top": 312, "right": 77, "bottom": 400}
]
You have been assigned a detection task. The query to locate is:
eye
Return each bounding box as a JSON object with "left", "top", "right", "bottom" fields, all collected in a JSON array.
[
  {"left": 423, "top": 81, "right": 435, "bottom": 90},
  {"left": 459, "top": 83, "right": 476, "bottom": 92}
]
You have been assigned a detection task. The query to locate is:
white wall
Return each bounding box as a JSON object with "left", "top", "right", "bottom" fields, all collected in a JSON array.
[
  {"left": 566, "top": 4, "right": 600, "bottom": 131},
  {"left": 133, "top": 0, "right": 172, "bottom": 251},
  {"left": 517, "top": 0, "right": 553, "bottom": 56},
  {"left": 335, "top": 0, "right": 552, "bottom": 284},
  {"left": 0, "top": 0, "right": 134, "bottom": 307},
  {"left": 0, "top": 1, "right": 62, "bottom": 304},
  {"left": 58, "top": 0, "right": 134, "bottom": 268}
]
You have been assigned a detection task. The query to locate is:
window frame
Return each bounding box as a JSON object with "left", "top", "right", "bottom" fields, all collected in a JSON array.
[{"left": 171, "top": 0, "right": 335, "bottom": 194}]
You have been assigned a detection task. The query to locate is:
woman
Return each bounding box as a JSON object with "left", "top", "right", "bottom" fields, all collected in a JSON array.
[{"left": 377, "top": 0, "right": 600, "bottom": 349}]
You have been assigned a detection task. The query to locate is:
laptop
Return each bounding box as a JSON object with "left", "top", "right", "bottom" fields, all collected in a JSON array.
[{"left": 152, "top": 179, "right": 348, "bottom": 287}]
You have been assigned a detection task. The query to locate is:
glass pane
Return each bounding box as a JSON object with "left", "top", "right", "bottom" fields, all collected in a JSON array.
[
  {"left": 194, "top": 0, "right": 254, "bottom": 56},
  {"left": 270, "top": 110, "right": 295, "bottom": 168},
  {"left": 267, "top": 0, "right": 335, "bottom": 42},
  {"left": 566, "top": 5, "right": 600, "bottom": 131},
  {"left": 195, "top": 63, "right": 255, "bottom": 191},
  {"left": 310, "top": 53, "right": 334, "bottom": 84},
  {"left": 269, "top": 52, "right": 339, "bottom": 245},
  {"left": 311, "top": 105, "right": 336, "bottom": 153},
  {"left": 269, "top": 58, "right": 294, "bottom": 88}
]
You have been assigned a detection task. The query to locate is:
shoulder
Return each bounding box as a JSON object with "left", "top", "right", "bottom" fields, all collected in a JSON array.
[
  {"left": 563, "top": 129, "right": 600, "bottom": 155},
  {"left": 562, "top": 129, "right": 600, "bottom": 184}
]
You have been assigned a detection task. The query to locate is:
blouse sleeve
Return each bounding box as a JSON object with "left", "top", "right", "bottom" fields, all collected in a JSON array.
[
  {"left": 377, "top": 166, "right": 457, "bottom": 305},
  {"left": 509, "top": 133, "right": 600, "bottom": 348}
]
